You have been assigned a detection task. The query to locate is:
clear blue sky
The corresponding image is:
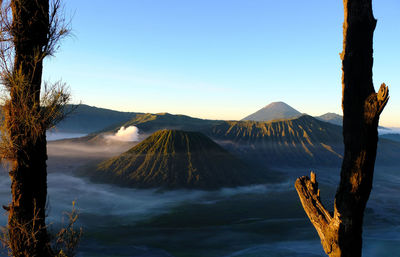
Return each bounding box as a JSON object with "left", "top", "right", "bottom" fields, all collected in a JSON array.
[{"left": 43, "top": 0, "right": 400, "bottom": 126}]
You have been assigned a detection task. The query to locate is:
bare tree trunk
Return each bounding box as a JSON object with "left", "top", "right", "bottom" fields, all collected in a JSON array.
[
  {"left": 295, "top": 0, "right": 389, "bottom": 256},
  {"left": 5, "top": 0, "right": 53, "bottom": 256}
]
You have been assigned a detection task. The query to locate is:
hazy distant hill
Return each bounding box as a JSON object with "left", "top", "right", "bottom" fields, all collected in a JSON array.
[
  {"left": 241, "top": 102, "right": 301, "bottom": 122},
  {"left": 54, "top": 104, "right": 139, "bottom": 133},
  {"left": 316, "top": 112, "right": 343, "bottom": 126},
  {"left": 314, "top": 112, "right": 385, "bottom": 129},
  {"left": 316, "top": 112, "right": 389, "bottom": 130},
  {"left": 91, "top": 130, "right": 266, "bottom": 189}
]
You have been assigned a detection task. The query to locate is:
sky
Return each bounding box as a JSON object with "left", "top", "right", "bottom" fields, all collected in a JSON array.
[{"left": 43, "top": 0, "right": 400, "bottom": 126}]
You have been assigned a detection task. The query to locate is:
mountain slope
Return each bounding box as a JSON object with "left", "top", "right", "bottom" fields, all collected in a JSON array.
[
  {"left": 121, "top": 113, "right": 221, "bottom": 133},
  {"left": 54, "top": 104, "right": 139, "bottom": 133},
  {"left": 242, "top": 102, "right": 301, "bottom": 122},
  {"left": 58, "top": 112, "right": 222, "bottom": 146},
  {"left": 208, "top": 115, "right": 400, "bottom": 168},
  {"left": 91, "top": 130, "right": 265, "bottom": 189},
  {"left": 208, "top": 115, "right": 344, "bottom": 167}
]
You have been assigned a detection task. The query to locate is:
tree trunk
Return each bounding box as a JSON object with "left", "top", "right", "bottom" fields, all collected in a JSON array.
[
  {"left": 6, "top": 0, "right": 53, "bottom": 256},
  {"left": 295, "top": 0, "right": 389, "bottom": 256}
]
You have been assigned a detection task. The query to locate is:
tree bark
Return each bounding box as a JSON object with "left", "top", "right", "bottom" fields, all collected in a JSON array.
[
  {"left": 295, "top": 0, "right": 389, "bottom": 256},
  {"left": 6, "top": 0, "right": 53, "bottom": 256}
]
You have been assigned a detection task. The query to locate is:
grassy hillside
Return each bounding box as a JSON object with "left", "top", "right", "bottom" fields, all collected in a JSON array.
[{"left": 90, "top": 130, "right": 270, "bottom": 189}]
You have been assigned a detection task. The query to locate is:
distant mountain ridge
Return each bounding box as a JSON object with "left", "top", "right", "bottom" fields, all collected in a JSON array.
[
  {"left": 242, "top": 102, "right": 301, "bottom": 122},
  {"left": 60, "top": 107, "right": 400, "bottom": 168},
  {"left": 316, "top": 112, "right": 389, "bottom": 131},
  {"left": 316, "top": 113, "right": 343, "bottom": 126},
  {"left": 90, "top": 130, "right": 267, "bottom": 189},
  {"left": 62, "top": 112, "right": 222, "bottom": 145},
  {"left": 55, "top": 104, "right": 139, "bottom": 133},
  {"left": 121, "top": 113, "right": 221, "bottom": 134}
]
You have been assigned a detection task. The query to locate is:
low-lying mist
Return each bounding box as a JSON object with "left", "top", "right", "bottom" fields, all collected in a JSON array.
[
  {"left": 379, "top": 127, "right": 400, "bottom": 135},
  {"left": 46, "top": 131, "right": 87, "bottom": 141}
]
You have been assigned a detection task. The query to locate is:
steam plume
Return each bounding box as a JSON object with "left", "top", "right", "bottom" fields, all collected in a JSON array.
[{"left": 105, "top": 126, "right": 139, "bottom": 142}]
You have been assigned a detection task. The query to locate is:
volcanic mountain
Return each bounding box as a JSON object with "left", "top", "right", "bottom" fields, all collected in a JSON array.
[
  {"left": 242, "top": 101, "right": 301, "bottom": 122},
  {"left": 208, "top": 115, "right": 400, "bottom": 167},
  {"left": 92, "top": 130, "right": 265, "bottom": 189},
  {"left": 209, "top": 115, "right": 344, "bottom": 167}
]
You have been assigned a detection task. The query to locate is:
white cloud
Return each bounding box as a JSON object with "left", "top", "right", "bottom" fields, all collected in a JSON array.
[{"left": 105, "top": 126, "right": 139, "bottom": 142}]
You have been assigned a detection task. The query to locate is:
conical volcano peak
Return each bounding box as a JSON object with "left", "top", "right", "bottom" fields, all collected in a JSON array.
[
  {"left": 242, "top": 101, "right": 301, "bottom": 122},
  {"left": 93, "top": 129, "right": 262, "bottom": 189}
]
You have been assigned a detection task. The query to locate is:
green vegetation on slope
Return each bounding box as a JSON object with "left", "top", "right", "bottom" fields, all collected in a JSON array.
[{"left": 92, "top": 130, "right": 266, "bottom": 189}]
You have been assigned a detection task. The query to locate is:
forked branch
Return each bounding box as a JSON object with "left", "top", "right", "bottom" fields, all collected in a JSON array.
[{"left": 295, "top": 172, "right": 339, "bottom": 255}]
